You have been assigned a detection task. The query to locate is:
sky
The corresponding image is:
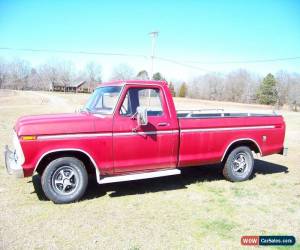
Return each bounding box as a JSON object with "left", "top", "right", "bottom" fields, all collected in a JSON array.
[{"left": 0, "top": 0, "right": 300, "bottom": 81}]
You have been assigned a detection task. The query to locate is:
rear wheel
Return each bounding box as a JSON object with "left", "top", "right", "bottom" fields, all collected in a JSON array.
[
  {"left": 41, "top": 157, "right": 88, "bottom": 204},
  {"left": 223, "top": 146, "right": 254, "bottom": 182}
]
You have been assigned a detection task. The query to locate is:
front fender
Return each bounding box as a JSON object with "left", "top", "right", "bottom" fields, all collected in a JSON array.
[{"left": 20, "top": 135, "right": 113, "bottom": 177}]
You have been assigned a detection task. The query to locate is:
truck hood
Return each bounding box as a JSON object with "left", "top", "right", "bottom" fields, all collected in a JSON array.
[{"left": 15, "top": 112, "right": 97, "bottom": 136}]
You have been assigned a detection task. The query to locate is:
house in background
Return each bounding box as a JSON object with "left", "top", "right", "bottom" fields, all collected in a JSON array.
[
  {"left": 51, "top": 80, "right": 96, "bottom": 93},
  {"left": 65, "top": 81, "right": 86, "bottom": 92},
  {"left": 51, "top": 80, "right": 67, "bottom": 92}
]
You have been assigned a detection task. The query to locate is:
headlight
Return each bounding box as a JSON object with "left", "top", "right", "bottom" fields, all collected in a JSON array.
[{"left": 13, "top": 131, "right": 25, "bottom": 165}]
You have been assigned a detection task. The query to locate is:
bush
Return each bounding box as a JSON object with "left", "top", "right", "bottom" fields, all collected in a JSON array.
[{"left": 178, "top": 83, "right": 187, "bottom": 97}]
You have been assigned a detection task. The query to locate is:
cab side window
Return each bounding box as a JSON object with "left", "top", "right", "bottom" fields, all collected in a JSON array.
[{"left": 120, "top": 88, "right": 163, "bottom": 116}]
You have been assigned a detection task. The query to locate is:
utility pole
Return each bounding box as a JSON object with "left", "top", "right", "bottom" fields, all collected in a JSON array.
[{"left": 149, "top": 31, "right": 159, "bottom": 79}]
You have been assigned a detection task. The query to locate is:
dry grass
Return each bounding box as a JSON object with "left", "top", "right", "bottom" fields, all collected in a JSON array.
[{"left": 0, "top": 90, "right": 299, "bottom": 250}]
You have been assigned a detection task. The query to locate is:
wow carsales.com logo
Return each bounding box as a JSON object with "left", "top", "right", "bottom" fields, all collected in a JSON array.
[{"left": 241, "top": 236, "right": 296, "bottom": 246}]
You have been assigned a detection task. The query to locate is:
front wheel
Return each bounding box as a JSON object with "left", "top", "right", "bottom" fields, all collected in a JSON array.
[
  {"left": 41, "top": 157, "right": 88, "bottom": 204},
  {"left": 223, "top": 146, "right": 254, "bottom": 182}
]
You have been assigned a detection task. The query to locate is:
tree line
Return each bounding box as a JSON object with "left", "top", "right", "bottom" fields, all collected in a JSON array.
[
  {"left": 0, "top": 58, "right": 104, "bottom": 91},
  {"left": 185, "top": 69, "right": 300, "bottom": 111},
  {"left": 0, "top": 57, "right": 299, "bottom": 111}
]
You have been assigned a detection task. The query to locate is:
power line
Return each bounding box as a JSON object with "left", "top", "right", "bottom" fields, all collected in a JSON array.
[
  {"left": 155, "top": 56, "right": 211, "bottom": 72},
  {"left": 183, "top": 56, "right": 300, "bottom": 65},
  {"left": 0, "top": 47, "right": 148, "bottom": 59},
  {"left": 0, "top": 47, "right": 299, "bottom": 72},
  {"left": 0, "top": 46, "right": 212, "bottom": 72}
]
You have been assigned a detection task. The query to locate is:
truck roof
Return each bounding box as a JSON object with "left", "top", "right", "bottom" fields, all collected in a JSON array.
[{"left": 99, "top": 80, "right": 168, "bottom": 87}]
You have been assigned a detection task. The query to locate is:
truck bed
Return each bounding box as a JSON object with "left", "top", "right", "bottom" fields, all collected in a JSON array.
[
  {"left": 176, "top": 109, "right": 285, "bottom": 167},
  {"left": 177, "top": 109, "right": 278, "bottom": 118}
]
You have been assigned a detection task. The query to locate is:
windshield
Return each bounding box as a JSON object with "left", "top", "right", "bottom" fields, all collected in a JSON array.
[{"left": 84, "top": 86, "right": 122, "bottom": 114}]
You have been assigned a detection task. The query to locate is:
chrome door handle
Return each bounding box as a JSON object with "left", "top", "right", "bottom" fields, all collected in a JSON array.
[{"left": 158, "top": 122, "right": 168, "bottom": 126}]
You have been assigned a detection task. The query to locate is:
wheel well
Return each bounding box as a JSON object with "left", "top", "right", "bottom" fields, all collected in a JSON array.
[
  {"left": 222, "top": 139, "right": 261, "bottom": 162},
  {"left": 35, "top": 150, "right": 96, "bottom": 176}
]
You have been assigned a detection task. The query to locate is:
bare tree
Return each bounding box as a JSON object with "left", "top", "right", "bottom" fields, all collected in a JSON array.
[
  {"left": 85, "top": 62, "right": 102, "bottom": 82},
  {"left": 276, "top": 70, "right": 291, "bottom": 106},
  {"left": 110, "top": 64, "right": 135, "bottom": 81},
  {"left": 38, "top": 60, "right": 75, "bottom": 90},
  {"left": 225, "top": 69, "right": 259, "bottom": 103},
  {"left": 136, "top": 70, "right": 149, "bottom": 80},
  {"left": 189, "top": 70, "right": 260, "bottom": 104},
  {"left": 0, "top": 58, "right": 8, "bottom": 89},
  {"left": 38, "top": 63, "right": 58, "bottom": 90},
  {"left": 286, "top": 73, "right": 300, "bottom": 111},
  {"left": 82, "top": 61, "right": 102, "bottom": 90},
  {"left": 190, "top": 73, "right": 224, "bottom": 100},
  {"left": 27, "top": 68, "right": 42, "bottom": 90},
  {"left": 188, "top": 75, "right": 202, "bottom": 99},
  {"left": 5, "top": 59, "right": 31, "bottom": 90}
]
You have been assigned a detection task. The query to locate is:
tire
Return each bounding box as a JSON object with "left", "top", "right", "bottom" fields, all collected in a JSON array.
[
  {"left": 223, "top": 146, "right": 254, "bottom": 182},
  {"left": 41, "top": 157, "right": 88, "bottom": 204}
]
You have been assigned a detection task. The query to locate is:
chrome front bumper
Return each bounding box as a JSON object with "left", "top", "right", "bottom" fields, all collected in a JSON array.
[{"left": 4, "top": 145, "right": 24, "bottom": 178}]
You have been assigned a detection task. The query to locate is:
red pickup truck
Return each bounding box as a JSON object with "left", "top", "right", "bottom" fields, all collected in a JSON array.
[{"left": 5, "top": 80, "right": 287, "bottom": 203}]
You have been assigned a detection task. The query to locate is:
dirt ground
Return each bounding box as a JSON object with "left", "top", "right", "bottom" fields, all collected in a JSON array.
[{"left": 0, "top": 90, "right": 299, "bottom": 250}]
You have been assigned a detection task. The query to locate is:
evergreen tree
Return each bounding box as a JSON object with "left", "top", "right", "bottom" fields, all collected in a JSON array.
[
  {"left": 257, "top": 73, "right": 278, "bottom": 105},
  {"left": 178, "top": 82, "right": 187, "bottom": 97},
  {"left": 152, "top": 72, "right": 165, "bottom": 81}
]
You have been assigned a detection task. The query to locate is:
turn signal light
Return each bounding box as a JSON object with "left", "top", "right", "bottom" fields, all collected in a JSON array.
[{"left": 21, "top": 135, "right": 37, "bottom": 141}]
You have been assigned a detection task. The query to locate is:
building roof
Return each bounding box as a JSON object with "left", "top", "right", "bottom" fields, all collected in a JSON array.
[
  {"left": 68, "top": 80, "right": 86, "bottom": 88},
  {"left": 52, "top": 80, "right": 68, "bottom": 87},
  {"left": 53, "top": 80, "right": 86, "bottom": 88}
]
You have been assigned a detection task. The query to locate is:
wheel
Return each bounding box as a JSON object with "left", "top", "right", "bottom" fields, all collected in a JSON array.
[
  {"left": 223, "top": 146, "right": 254, "bottom": 182},
  {"left": 41, "top": 157, "right": 88, "bottom": 204}
]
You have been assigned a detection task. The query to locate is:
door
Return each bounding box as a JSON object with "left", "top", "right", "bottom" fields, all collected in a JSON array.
[{"left": 113, "top": 85, "right": 178, "bottom": 173}]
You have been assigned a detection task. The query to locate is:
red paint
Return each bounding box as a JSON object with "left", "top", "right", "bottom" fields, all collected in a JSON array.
[{"left": 13, "top": 80, "right": 286, "bottom": 178}]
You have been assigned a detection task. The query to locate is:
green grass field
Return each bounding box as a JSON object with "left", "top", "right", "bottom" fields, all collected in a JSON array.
[{"left": 0, "top": 90, "right": 299, "bottom": 249}]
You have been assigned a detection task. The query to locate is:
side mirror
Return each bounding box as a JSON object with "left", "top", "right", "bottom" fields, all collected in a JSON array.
[{"left": 136, "top": 106, "right": 148, "bottom": 126}]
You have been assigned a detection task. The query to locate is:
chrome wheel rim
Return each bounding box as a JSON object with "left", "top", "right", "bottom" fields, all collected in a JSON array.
[
  {"left": 51, "top": 166, "right": 78, "bottom": 195},
  {"left": 232, "top": 152, "right": 249, "bottom": 177}
]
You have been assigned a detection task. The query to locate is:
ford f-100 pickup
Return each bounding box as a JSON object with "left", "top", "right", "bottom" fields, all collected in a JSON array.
[{"left": 4, "top": 80, "right": 287, "bottom": 203}]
